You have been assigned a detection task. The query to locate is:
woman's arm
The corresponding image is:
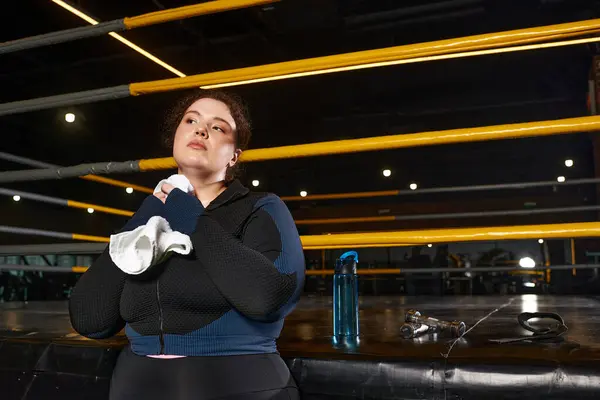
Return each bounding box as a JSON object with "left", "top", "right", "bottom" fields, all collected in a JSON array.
[
  {"left": 68, "top": 195, "right": 164, "bottom": 338},
  {"left": 195, "top": 195, "right": 304, "bottom": 321},
  {"left": 165, "top": 190, "right": 305, "bottom": 321}
]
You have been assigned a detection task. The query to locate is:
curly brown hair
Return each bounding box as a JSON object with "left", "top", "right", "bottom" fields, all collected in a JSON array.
[{"left": 162, "top": 89, "right": 252, "bottom": 182}]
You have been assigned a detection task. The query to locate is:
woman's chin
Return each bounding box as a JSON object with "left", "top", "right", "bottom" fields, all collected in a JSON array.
[
  {"left": 175, "top": 152, "right": 207, "bottom": 165},
  {"left": 175, "top": 159, "right": 209, "bottom": 175}
]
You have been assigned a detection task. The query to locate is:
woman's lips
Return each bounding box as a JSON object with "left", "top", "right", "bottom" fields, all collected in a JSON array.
[{"left": 187, "top": 141, "right": 206, "bottom": 150}]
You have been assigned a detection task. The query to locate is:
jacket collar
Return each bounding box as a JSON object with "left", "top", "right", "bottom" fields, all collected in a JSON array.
[{"left": 206, "top": 179, "right": 249, "bottom": 210}]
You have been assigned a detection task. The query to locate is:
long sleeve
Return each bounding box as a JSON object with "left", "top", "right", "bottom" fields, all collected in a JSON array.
[
  {"left": 191, "top": 195, "right": 305, "bottom": 321},
  {"left": 68, "top": 195, "right": 164, "bottom": 339}
]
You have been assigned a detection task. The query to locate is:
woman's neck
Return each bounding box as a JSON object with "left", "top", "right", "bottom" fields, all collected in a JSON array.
[{"left": 179, "top": 170, "right": 227, "bottom": 208}]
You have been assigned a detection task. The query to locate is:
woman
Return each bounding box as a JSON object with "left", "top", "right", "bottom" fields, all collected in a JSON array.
[{"left": 69, "top": 89, "right": 305, "bottom": 400}]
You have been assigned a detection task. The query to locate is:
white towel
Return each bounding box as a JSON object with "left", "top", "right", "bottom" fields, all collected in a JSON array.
[
  {"left": 109, "top": 216, "right": 193, "bottom": 275},
  {"left": 154, "top": 174, "right": 194, "bottom": 197}
]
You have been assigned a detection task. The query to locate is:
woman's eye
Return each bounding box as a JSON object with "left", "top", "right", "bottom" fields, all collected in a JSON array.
[
  {"left": 212, "top": 125, "right": 224, "bottom": 133},
  {"left": 186, "top": 118, "right": 198, "bottom": 124}
]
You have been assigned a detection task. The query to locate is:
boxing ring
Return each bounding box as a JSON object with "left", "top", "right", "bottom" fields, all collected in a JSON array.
[
  {"left": 3, "top": 1, "right": 600, "bottom": 399},
  {"left": 2, "top": 295, "right": 600, "bottom": 399}
]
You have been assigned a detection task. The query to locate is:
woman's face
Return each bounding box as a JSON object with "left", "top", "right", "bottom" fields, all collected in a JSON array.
[{"left": 173, "top": 98, "right": 239, "bottom": 178}]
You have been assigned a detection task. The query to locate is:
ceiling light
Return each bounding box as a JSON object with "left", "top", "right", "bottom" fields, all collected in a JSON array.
[
  {"left": 13, "top": 195, "right": 20, "bottom": 202},
  {"left": 65, "top": 113, "right": 75, "bottom": 123},
  {"left": 300, "top": 191, "right": 308, "bottom": 197},
  {"left": 382, "top": 169, "right": 391, "bottom": 177},
  {"left": 126, "top": 187, "right": 134, "bottom": 194},
  {"left": 51, "top": 0, "right": 98, "bottom": 25},
  {"left": 252, "top": 180, "right": 260, "bottom": 187},
  {"left": 427, "top": 244, "right": 432, "bottom": 248},
  {"left": 51, "top": 0, "right": 185, "bottom": 77},
  {"left": 557, "top": 176, "right": 566, "bottom": 183},
  {"left": 87, "top": 208, "right": 95, "bottom": 214},
  {"left": 565, "top": 159, "right": 574, "bottom": 167},
  {"left": 519, "top": 257, "right": 535, "bottom": 269},
  {"left": 538, "top": 239, "right": 544, "bottom": 244},
  {"left": 409, "top": 183, "right": 418, "bottom": 190}
]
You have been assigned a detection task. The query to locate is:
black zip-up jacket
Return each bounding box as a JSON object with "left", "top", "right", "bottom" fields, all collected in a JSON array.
[{"left": 69, "top": 180, "right": 305, "bottom": 356}]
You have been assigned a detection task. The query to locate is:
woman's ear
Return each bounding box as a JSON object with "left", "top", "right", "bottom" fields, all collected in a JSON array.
[{"left": 229, "top": 149, "right": 242, "bottom": 167}]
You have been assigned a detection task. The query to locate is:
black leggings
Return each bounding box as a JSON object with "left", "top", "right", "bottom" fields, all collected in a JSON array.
[{"left": 110, "top": 347, "right": 300, "bottom": 400}]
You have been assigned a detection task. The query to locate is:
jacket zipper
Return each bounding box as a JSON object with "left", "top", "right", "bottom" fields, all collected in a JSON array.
[{"left": 156, "top": 279, "right": 165, "bottom": 354}]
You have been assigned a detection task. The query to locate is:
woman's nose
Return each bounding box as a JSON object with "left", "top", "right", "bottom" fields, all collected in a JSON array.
[{"left": 195, "top": 126, "right": 208, "bottom": 138}]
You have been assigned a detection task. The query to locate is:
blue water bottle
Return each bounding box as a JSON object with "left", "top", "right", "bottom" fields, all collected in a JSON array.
[{"left": 333, "top": 251, "right": 359, "bottom": 342}]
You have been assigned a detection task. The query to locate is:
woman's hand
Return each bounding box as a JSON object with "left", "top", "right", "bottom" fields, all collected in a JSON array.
[
  {"left": 153, "top": 183, "right": 176, "bottom": 204},
  {"left": 158, "top": 182, "right": 202, "bottom": 235},
  {"left": 153, "top": 183, "right": 196, "bottom": 203}
]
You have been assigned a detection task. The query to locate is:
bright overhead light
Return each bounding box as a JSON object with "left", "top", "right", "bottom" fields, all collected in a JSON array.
[
  {"left": 87, "top": 208, "right": 95, "bottom": 214},
  {"left": 51, "top": 0, "right": 99, "bottom": 25},
  {"left": 107, "top": 32, "right": 186, "bottom": 77},
  {"left": 382, "top": 169, "right": 391, "bottom": 177},
  {"left": 51, "top": 0, "right": 186, "bottom": 78},
  {"left": 538, "top": 239, "right": 544, "bottom": 244},
  {"left": 65, "top": 113, "right": 75, "bottom": 123},
  {"left": 13, "top": 195, "right": 21, "bottom": 202},
  {"left": 409, "top": 183, "right": 418, "bottom": 190},
  {"left": 519, "top": 257, "right": 536, "bottom": 269},
  {"left": 565, "top": 159, "right": 574, "bottom": 167},
  {"left": 523, "top": 282, "right": 536, "bottom": 288},
  {"left": 300, "top": 191, "right": 308, "bottom": 197},
  {"left": 125, "top": 187, "right": 134, "bottom": 194},
  {"left": 427, "top": 244, "right": 432, "bottom": 248},
  {"left": 557, "top": 176, "right": 566, "bottom": 183},
  {"left": 252, "top": 180, "right": 260, "bottom": 187}
]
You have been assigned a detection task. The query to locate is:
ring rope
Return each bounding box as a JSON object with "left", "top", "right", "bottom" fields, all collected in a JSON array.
[
  {"left": 3, "top": 221, "right": 600, "bottom": 249},
  {"left": 3, "top": 19, "right": 600, "bottom": 116},
  {"left": 280, "top": 177, "right": 600, "bottom": 201},
  {"left": 0, "top": 151, "right": 152, "bottom": 194},
  {"left": 5, "top": 183, "right": 598, "bottom": 222},
  {"left": 0, "top": 0, "right": 278, "bottom": 55},
  {"left": 0, "top": 264, "right": 597, "bottom": 275},
  {"left": 0, "top": 115, "right": 598, "bottom": 183},
  {"left": 294, "top": 206, "right": 600, "bottom": 225}
]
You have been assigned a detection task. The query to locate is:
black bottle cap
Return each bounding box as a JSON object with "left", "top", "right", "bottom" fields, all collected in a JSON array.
[{"left": 335, "top": 255, "right": 357, "bottom": 274}]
